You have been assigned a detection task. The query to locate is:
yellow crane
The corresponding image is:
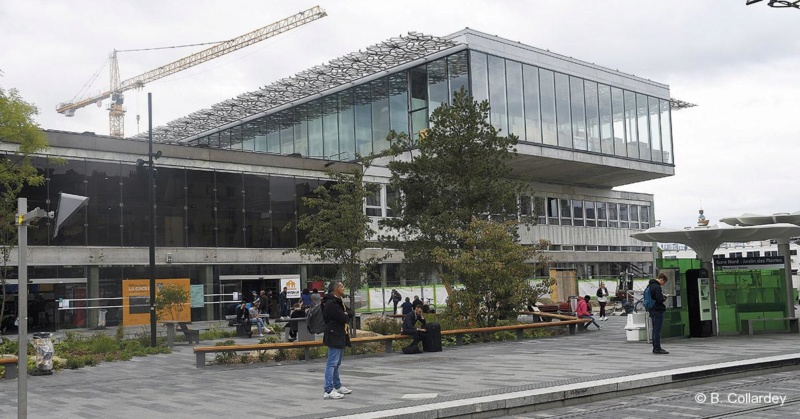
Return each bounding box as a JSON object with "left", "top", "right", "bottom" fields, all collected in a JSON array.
[{"left": 56, "top": 6, "right": 326, "bottom": 138}]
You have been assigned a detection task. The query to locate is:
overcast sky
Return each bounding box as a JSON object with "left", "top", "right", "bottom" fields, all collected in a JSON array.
[{"left": 1, "top": 0, "right": 798, "bottom": 229}]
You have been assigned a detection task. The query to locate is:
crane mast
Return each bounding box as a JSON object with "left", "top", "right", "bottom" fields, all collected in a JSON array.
[{"left": 56, "top": 6, "right": 326, "bottom": 138}]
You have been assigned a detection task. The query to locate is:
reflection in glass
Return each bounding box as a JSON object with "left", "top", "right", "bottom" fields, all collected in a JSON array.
[
  {"left": 229, "top": 125, "right": 242, "bottom": 151},
  {"left": 294, "top": 105, "right": 308, "bottom": 157},
  {"left": 506, "top": 60, "right": 524, "bottom": 139},
  {"left": 584, "top": 81, "right": 600, "bottom": 152},
  {"left": 254, "top": 117, "right": 267, "bottom": 153},
  {"left": 216, "top": 171, "right": 244, "bottom": 247},
  {"left": 598, "top": 85, "right": 613, "bottom": 155},
  {"left": 307, "top": 100, "right": 323, "bottom": 157},
  {"left": 427, "top": 58, "right": 449, "bottom": 117},
  {"left": 523, "top": 65, "right": 542, "bottom": 143},
  {"left": 296, "top": 178, "right": 321, "bottom": 245},
  {"left": 389, "top": 72, "right": 408, "bottom": 133},
  {"left": 608, "top": 203, "right": 618, "bottom": 228},
  {"left": 279, "top": 110, "right": 294, "bottom": 155},
  {"left": 597, "top": 202, "right": 607, "bottom": 227},
  {"left": 619, "top": 203, "right": 629, "bottom": 229},
  {"left": 271, "top": 176, "right": 296, "bottom": 247},
  {"left": 572, "top": 199, "right": 584, "bottom": 227},
  {"left": 539, "top": 69, "right": 557, "bottom": 146},
  {"left": 267, "top": 115, "right": 280, "bottom": 154},
  {"left": 120, "top": 163, "right": 147, "bottom": 247},
  {"left": 87, "top": 161, "right": 122, "bottom": 246},
  {"left": 488, "top": 55, "right": 508, "bottom": 134},
  {"left": 219, "top": 129, "right": 232, "bottom": 150},
  {"left": 410, "top": 66, "right": 428, "bottom": 111},
  {"left": 470, "top": 51, "right": 489, "bottom": 104},
  {"left": 547, "top": 197, "right": 559, "bottom": 225},
  {"left": 640, "top": 205, "right": 650, "bottom": 229},
  {"left": 585, "top": 201, "right": 596, "bottom": 227},
  {"left": 186, "top": 170, "right": 216, "bottom": 247},
  {"left": 447, "top": 52, "right": 469, "bottom": 102},
  {"left": 660, "top": 99, "right": 673, "bottom": 164},
  {"left": 371, "top": 78, "right": 390, "bottom": 154},
  {"left": 554, "top": 73, "right": 572, "bottom": 148},
  {"left": 354, "top": 83, "right": 372, "bottom": 157},
  {"left": 241, "top": 121, "right": 256, "bottom": 152},
  {"left": 636, "top": 93, "right": 650, "bottom": 161},
  {"left": 570, "top": 76, "right": 586, "bottom": 150},
  {"left": 560, "top": 198, "right": 572, "bottom": 226},
  {"left": 154, "top": 166, "right": 186, "bottom": 247},
  {"left": 611, "top": 87, "right": 626, "bottom": 157},
  {"left": 323, "top": 95, "right": 339, "bottom": 158},
  {"left": 243, "top": 173, "right": 271, "bottom": 248},
  {"left": 338, "top": 90, "right": 355, "bottom": 159},
  {"left": 649, "top": 96, "right": 662, "bottom": 163},
  {"left": 624, "top": 90, "right": 638, "bottom": 159}
]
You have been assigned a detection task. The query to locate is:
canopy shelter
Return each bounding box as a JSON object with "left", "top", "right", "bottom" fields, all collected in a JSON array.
[
  {"left": 631, "top": 223, "right": 800, "bottom": 335},
  {"left": 720, "top": 211, "right": 800, "bottom": 320}
]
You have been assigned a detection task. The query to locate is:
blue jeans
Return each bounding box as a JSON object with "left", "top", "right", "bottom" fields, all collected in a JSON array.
[
  {"left": 579, "top": 314, "right": 600, "bottom": 329},
  {"left": 650, "top": 310, "right": 664, "bottom": 350},
  {"left": 324, "top": 347, "right": 344, "bottom": 393},
  {"left": 253, "top": 318, "right": 265, "bottom": 334}
]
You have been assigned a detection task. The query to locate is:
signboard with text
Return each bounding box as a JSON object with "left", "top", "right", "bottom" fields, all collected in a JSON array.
[
  {"left": 122, "top": 278, "right": 191, "bottom": 325},
  {"left": 281, "top": 278, "right": 301, "bottom": 299},
  {"left": 715, "top": 256, "right": 784, "bottom": 271}
]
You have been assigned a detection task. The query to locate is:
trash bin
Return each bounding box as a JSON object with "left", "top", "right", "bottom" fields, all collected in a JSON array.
[
  {"left": 354, "top": 314, "right": 361, "bottom": 330},
  {"left": 568, "top": 296, "right": 578, "bottom": 313},
  {"left": 98, "top": 309, "right": 107, "bottom": 328},
  {"left": 32, "top": 332, "right": 54, "bottom": 375}
]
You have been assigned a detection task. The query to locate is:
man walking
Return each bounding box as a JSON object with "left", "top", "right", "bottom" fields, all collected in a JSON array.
[
  {"left": 279, "top": 287, "right": 288, "bottom": 318},
  {"left": 322, "top": 281, "right": 354, "bottom": 399},
  {"left": 649, "top": 272, "right": 670, "bottom": 354}
]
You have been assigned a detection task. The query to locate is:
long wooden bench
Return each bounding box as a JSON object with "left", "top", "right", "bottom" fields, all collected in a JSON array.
[
  {"left": 193, "top": 317, "right": 590, "bottom": 367},
  {"left": 0, "top": 356, "right": 18, "bottom": 379},
  {"left": 741, "top": 317, "right": 800, "bottom": 335}
]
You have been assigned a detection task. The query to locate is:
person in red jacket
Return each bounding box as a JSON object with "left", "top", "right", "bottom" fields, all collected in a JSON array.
[{"left": 576, "top": 295, "right": 601, "bottom": 330}]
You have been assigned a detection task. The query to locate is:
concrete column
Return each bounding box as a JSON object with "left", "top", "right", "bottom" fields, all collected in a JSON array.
[
  {"left": 87, "top": 266, "right": 100, "bottom": 328},
  {"left": 199, "top": 266, "right": 214, "bottom": 321},
  {"left": 701, "top": 259, "right": 718, "bottom": 336},
  {"left": 777, "top": 238, "right": 795, "bottom": 318}
]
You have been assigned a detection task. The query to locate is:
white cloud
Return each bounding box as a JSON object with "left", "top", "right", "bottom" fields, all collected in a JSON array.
[{"left": 1, "top": 0, "right": 798, "bottom": 228}]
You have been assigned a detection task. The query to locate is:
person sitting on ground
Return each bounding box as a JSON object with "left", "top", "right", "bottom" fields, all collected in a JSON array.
[
  {"left": 288, "top": 303, "right": 306, "bottom": 342},
  {"left": 400, "top": 297, "right": 413, "bottom": 315},
  {"left": 412, "top": 295, "right": 423, "bottom": 310},
  {"left": 576, "top": 295, "right": 601, "bottom": 330},
  {"left": 401, "top": 304, "right": 427, "bottom": 350}
]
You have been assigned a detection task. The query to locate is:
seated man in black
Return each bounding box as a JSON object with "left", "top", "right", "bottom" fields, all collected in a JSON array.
[
  {"left": 236, "top": 301, "right": 252, "bottom": 338},
  {"left": 401, "top": 305, "right": 427, "bottom": 349}
]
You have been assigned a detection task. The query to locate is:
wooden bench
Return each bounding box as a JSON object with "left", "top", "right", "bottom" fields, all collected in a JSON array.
[
  {"left": 193, "top": 317, "right": 590, "bottom": 367},
  {"left": 741, "top": 317, "right": 800, "bottom": 335},
  {"left": 177, "top": 322, "right": 201, "bottom": 345},
  {"left": 0, "top": 356, "right": 18, "bottom": 379}
]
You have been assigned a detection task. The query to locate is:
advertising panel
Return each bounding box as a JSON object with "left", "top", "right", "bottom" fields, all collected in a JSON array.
[
  {"left": 122, "top": 278, "right": 191, "bottom": 325},
  {"left": 281, "top": 278, "right": 301, "bottom": 299}
]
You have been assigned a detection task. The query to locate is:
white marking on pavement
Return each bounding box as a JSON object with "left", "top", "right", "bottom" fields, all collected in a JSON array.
[{"left": 400, "top": 393, "right": 438, "bottom": 399}]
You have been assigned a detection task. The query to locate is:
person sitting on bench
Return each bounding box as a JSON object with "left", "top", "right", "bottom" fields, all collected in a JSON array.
[{"left": 401, "top": 305, "right": 427, "bottom": 349}]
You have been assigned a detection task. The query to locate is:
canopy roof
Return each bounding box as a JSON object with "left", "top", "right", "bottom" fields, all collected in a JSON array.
[{"left": 720, "top": 211, "right": 800, "bottom": 227}]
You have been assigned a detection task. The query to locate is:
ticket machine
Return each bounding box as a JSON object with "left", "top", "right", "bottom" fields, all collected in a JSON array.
[{"left": 685, "top": 268, "right": 713, "bottom": 337}]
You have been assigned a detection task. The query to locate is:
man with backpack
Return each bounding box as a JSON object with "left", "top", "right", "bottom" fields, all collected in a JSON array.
[
  {"left": 321, "top": 281, "right": 354, "bottom": 400},
  {"left": 388, "top": 289, "right": 402, "bottom": 314},
  {"left": 646, "top": 273, "right": 670, "bottom": 354}
]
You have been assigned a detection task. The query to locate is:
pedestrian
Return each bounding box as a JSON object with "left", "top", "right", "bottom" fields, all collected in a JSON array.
[
  {"left": 236, "top": 301, "right": 252, "bottom": 338},
  {"left": 576, "top": 295, "right": 601, "bottom": 330},
  {"left": 388, "top": 289, "right": 402, "bottom": 314},
  {"left": 249, "top": 302, "right": 266, "bottom": 337},
  {"left": 311, "top": 288, "right": 321, "bottom": 307},
  {"left": 596, "top": 282, "right": 610, "bottom": 321},
  {"left": 259, "top": 290, "right": 270, "bottom": 318},
  {"left": 412, "top": 295, "right": 423, "bottom": 310},
  {"left": 287, "top": 303, "right": 306, "bottom": 342},
  {"left": 279, "top": 287, "right": 289, "bottom": 318},
  {"left": 301, "top": 288, "right": 313, "bottom": 308},
  {"left": 649, "top": 273, "right": 670, "bottom": 354},
  {"left": 322, "top": 281, "right": 354, "bottom": 400},
  {"left": 401, "top": 304, "right": 427, "bottom": 350},
  {"left": 400, "top": 297, "right": 413, "bottom": 315}
]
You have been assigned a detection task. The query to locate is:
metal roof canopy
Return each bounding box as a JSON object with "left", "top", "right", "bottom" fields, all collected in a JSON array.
[{"left": 133, "top": 32, "right": 459, "bottom": 144}]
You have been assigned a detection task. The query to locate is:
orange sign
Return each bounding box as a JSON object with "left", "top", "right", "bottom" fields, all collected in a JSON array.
[{"left": 122, "top": 278, "right": 191, "bottom": 325}]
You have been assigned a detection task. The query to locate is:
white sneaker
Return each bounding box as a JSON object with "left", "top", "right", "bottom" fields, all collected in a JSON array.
[
  {"left": 258, "top": 334, "right": 264, "bottom": 337},
  {"left": 336, "top": 386, "right": 353, "bottom": 394},
  {"left": 324, "top": 390, "right": 344, "bottom": 400}
]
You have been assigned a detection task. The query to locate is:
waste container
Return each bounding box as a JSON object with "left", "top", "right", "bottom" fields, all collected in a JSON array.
[
  {"left": 568, "top": 296, "right": 578, "bottom": 313},
  {"left": 354, "top": 314, "right": 362, "bottom": 330},
  {"left": 32, "top": 332, "right": 54, "bottom": 375},
  {"left": 98, "top": 309, "right": 107, "bottom": 328}
]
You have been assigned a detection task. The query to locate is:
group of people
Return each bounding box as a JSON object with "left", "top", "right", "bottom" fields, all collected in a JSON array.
[
  {"left": 388, "top": 290, "right": 429, "bottom": 315},
  {"left": 278, "top": 287, "right": 321, "bottom": 318},
  {"left": 235, "top": 290, "right": 275, "bottom": 338}
]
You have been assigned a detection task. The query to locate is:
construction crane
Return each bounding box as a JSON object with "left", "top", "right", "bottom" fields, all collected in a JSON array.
[{"left": 56, "top": 6, "right": 326, "bottom": 139}]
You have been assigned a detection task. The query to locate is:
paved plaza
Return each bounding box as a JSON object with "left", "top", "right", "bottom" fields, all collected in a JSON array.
[{"left": 0, "top": 314, "right": 799, "bottom": 418}]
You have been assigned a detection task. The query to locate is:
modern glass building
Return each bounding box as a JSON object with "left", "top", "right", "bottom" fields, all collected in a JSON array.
[{"left": 4, "top": 29, "right": 675, "bottom": 328}]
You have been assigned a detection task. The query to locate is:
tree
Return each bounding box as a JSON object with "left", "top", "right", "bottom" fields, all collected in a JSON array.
[
  {"left": 380, "top": 88, "right": 531, "bottom": 294},
  {"left": 433, "top": 218, "right": 548, "bottom": 327},
  {"left": 154, "top": 284, "right": 190, "bottom": 321},
  {"left": 291, "top": 157, "right": 389, "bottom": 312},
  {"left": 0, "top": 85, "right": 48, "bottom": 330}
]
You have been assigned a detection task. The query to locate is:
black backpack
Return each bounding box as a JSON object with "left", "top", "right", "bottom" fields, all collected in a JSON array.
[{"left": 307, "top": 300, "right": 326, "bottom": 334}]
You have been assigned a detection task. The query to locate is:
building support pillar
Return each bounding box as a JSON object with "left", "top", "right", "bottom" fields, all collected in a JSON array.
[
  {"left": 87, "top": 266, "right": 100, "bottom": 328},
  {"left": 199, "top": 266, "right": 214, "bottom": 321}
]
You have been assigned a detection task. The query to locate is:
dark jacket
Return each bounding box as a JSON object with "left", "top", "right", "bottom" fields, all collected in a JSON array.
[
  {"left": 402, "top": 311, "right": 426, "bottom": 334},
  {"left": 322, "top": 293, "right": 353, "bottom": 349},
  {"left": 647, "top": 279, "right": 667, "bottom": 312},
  {"left": 400, "top": 301, "right": 413, "bottom": 315},
  {"left": 259, "top": 295, "right": 269, "bottom": 312},
  {"left": 236, "top": 305, "right": 250, "bottom": 324}
]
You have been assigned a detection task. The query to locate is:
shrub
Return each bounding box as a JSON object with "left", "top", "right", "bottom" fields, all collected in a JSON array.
[
  {"left": 200, "top": 327, "right": 237, "bottom": 340},
  {"left": 364, "top": 316, "right": 400, "bottom": 335},
  {"left": 89, "top": 333, "right": 118, "bottom": 354},
  {"left": 66, "top": 357, "right": 84, "bottom": 369}
]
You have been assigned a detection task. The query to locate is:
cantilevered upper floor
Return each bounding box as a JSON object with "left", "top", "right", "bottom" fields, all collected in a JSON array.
[{"left": 134, "top": 29, "right": 676, "bottom": 188}]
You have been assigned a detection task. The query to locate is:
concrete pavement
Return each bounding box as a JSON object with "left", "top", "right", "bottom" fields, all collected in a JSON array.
[{"left": 0, "top": 313, "right": 798, "bottom": 418}]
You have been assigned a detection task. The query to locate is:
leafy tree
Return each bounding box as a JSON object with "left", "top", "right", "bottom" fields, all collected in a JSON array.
[
  {"left": 291, "top": 157, "right": 389, "bottom": 311},
  {"left": 433, "top": 218, "right": 548, "bottom": 327},
  {"left": 154, "top": 284, "right": 190, "bottom": 321},
  {"left": 380, "top": 88, "right": 531, "bottom": 294},
  {"left": 0, "top": 85, "right": 48, "bottom": 328}
]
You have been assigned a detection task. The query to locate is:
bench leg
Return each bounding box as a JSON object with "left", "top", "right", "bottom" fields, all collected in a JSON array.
[
  {"left": 195, "top": 352, "right": 206, "bottom": 368},
  {"left": 303, "top": 348, "right": 310, "bottom": 361},
  {"left": 790, "top": 319, "right": 799, "bottom": 334},
  {"left": 516, "top": 329, "right": 524, "bottom": 340},
  {"left": 456, "top": 334, "right": 464, "bottom": 346},
  {"left": 4, "top": 364, "right": 17, "bottom": 379},
  {"left": 385, "top": 340, "right": 393, "bottom": 353},
  {"left": 748, "top": 321, "right": 755, "bottom": 336},
  {"left": 569, "top": 324, "right": 576, "bottom": 335}
]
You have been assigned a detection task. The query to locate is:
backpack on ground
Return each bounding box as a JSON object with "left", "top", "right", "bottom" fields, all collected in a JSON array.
[
  {"left": 643, "top": 285, "right": 656, "bottom": 310},
  {"left": 307, "top": 300, "right": 326, "bottom": 334}
]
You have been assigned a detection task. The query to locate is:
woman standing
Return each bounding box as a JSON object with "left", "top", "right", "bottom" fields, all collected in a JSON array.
[{"left": 596, "top": 282, "right": 610, "bottom": 321}]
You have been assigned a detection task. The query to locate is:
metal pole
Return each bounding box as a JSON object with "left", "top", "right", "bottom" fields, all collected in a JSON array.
[
  {"left": 148, "top": 93, "right": 157, "bottom": 347},
  {"left": 17, "top": 198, "right": 28, "bottom": 419}
]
